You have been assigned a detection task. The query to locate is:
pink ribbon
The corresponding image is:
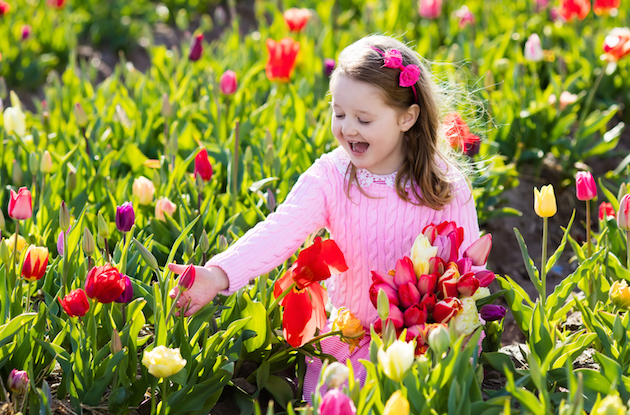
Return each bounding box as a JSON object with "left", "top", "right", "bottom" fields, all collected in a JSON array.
[{"left": 371, "top": 47, "right": 420, "bottom": 101}]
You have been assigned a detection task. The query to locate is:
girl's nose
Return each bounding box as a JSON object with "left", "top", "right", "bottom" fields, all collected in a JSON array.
[{"left": 341, "top": 120, "right": 357, "bottom": 137}]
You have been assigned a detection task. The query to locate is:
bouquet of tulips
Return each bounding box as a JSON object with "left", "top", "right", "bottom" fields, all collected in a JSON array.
[{"left": 369, "top": 221, "right": 502, "bottom": 354}]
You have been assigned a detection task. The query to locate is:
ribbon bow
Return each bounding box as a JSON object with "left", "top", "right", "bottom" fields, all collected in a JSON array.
[{"left": 371, "top": 47, "right": 420, "bottom": 101}]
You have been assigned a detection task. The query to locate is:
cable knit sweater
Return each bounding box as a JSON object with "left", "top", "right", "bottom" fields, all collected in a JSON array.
[{"left": 206, "top": 147, "right": 481, "bottom": 327}]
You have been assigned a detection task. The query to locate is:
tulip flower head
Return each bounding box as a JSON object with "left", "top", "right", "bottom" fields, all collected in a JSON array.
[
  {"left": 602, "top": 28, "right": 630, "bottom": 62},
  {"left": 593, "top": 0, "right": 620, "bottom": 15},
  {"left": 21, "top": 25, "right": 31, "bottom": 40},
  {"left": 47, "top": 0, "right": 66, "bottom": 8},
  {"left": 418, "top": 0, "right": 442, "bottom": 19},
  {"left": 599, "top": 202, "right": 615, "bottom": 220},
  {"left": 115, "top": 202, "right": 135, "bottom": 233},
  {"left": 21, "top": 246, "right": 49, "bottom": 282},
  {"left": 443, "top": 113, "right": 480, "bottom": 157},
  {"left": 610, "top": 280, "right": 630, "bottom": 309},
  {"left": 319, "top": 389, "right": 357, "bottom": 415},
  {"left": 617, "top": 194, "right": 630, "bottom": 231},
  {"left": 219, "top": 70, "right": 238, "bottom": 95},
  {"left": 132, "top": 176, "right": 155, "bottom": 205},
  {"left": 576, "top": 171, "right": 597, "bottom": 201},
  {"left": 283, "top": 8, "right": 311, "bottom": 32},
  {"left": 383, "top": 390, "right": 410, "bottom": 415},
  {"left": 594, "top": 395, "right": 627, "bottom": 414},
  {"left": 155, "top": 197, "right": 177, "bottom": 221},
  {"left": 534, "top": 185, "right": 557, "bottom": 218},
  {"left": 178, "top": 264, "right": 196, "bottom": 291},
  {"left": 193, "top": 149, "right": 213, "bottom": 181},
  {"left": 8, "top": 369, "right": 28, "bottom": 393},
  {"left": 463, "top": 233, "right": 492, "bottom": 266},
  {"left": 377, "top": 340, "right": 415, "bottom": 382},
  {"left": 142, "top": 346, "right": 187, "bottom": 378},
  {"left": 479, "top": 304, "right": 507, "bottom": 321},
  {"left": 0, "top": 0, "right": 11, "bottom": 15},
  {"left": 59, "top": 288, "right": 90, "bottom": 317},
  {"left": 454, "top": 6, "right": 475, "bottom": 28},
  {"left": 85, "top": 264, "right": 126, "bottom": 303},
  {"left": 332, "top": 307, "right": 365, "bottom": 352},
  {"left": 115, "top": 275, "right": 134, "bottom": 304},
  {"left": 265, "top": 38, "right": 300, "bottom": 82},
  {"left": 559, "top": 0, "right": 591, "bottom": 20},
  {"left": 189, "top": 33, "right": 204, "bottom": 62},
  {"left": 324, "top": 58, "right": 336, "bottom": 77},
  {"left": 524, "top": 34, "right": 544, "bottom": 62},
  {"left": 8, "top": 187, "right": 32, "bottom": 220},
  {"left": 6, "top": 233, "right": 26, "bottom": 254},
  {"left": 323, "top": 362, "right": 350, "bottom": 390}
]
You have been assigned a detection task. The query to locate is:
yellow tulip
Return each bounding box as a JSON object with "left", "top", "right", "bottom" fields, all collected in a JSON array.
[
  {"left": 6, "top": 233, "right": 27, "bottom": 253},
  {"left": 332, "top": 307, "right": 365, "bottom": 352},
  {"left": 410, "top": 233, "right": 438, "bottom": 276},
  {"left": 609, "top": 280, "right": 630, "bottom": 309},
  {"left": 534, "top": 185, "right": 557, "bottom": 218},
  {"left": 383, "top": 391, "right": 409, "bottom": 415},
  {"left": 142, "top": 346, "right": 186, "bottom": 379}
]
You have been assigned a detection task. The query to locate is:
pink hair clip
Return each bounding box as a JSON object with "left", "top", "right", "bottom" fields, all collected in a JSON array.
[{"left": 370, "top": 46, "right": 420, "bottom": 102}]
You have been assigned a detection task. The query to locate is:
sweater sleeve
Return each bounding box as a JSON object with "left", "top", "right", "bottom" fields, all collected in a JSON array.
[
  {"left": 438, "top": 171, "right": 481, "bottom": 256},
  {"left": 206, "top": 157, "right": 332, "bottom": 294}
]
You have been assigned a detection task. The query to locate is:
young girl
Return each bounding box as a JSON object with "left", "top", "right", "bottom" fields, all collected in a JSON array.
[{"left": 168, "top": 35, "right": 481, "bottom": 401}]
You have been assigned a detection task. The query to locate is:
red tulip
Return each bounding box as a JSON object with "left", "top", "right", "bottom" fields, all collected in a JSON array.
[
  {"left": 85, "top": 264, "right": 126, "bottom": 303},
  {"left": 189, "top": 33, "right": 204, "bottom": 62},
  {"left": 456, "top": 257, "right": 472, "bottom": 275},
  {"left": 599, "top": 202, "right": 615, "bottom": 220},
  {"left": 283, "top": 8, "right": 311, "bottom": 32},
  {"left": 386, "top": 305, "right": 404, "bottom": 330},
  {"left": 21, "top": 246, "right": 49, "bottom": 282},
  {"left": 593, "top": 0, "right": 619, "bottom": 14},
  {"left": 59, "top": 289, "right": 90, "bottom": 317},
  {"left": 369, "top": 282, "right": 399, "bottom": 308},
  {"left": 433, "top": 297, "right": 462, "bottom": 324},
  {"left": 457, "top": 273, "right": 479, "bottom": 297},
  {"left": 398, "top": 282, "right": 421, "bottom": 309},
  {"left": 428, "top": 256, "right": 446, "bottom": 274},
  {"left": 417, "top": 273, "right": 437, "bottom": 296},
  {"left": 420, "top": 292, "right": 438, "bottom": 314},
  {"left": 558, "top": 0, "right": 590, "bottom": 20},
  {"left": 602, "top": 28, "right": 630, "bottom": 63},
  {"left": 8, "top": 187, "right": 32, "bottom": 220},
  {"left": 575, "top": 171, "right": 597, "bottom": 201},
  {"left": 403, "top": 304, "right": 428, "bottom": 326},
  {"left": 475, "top": 270, "right": 496, "bottom": 287},
  {"left": 177, "top": 264, "right": 196, "bottom": 291},
  {"left": 265, "top": 38, "right": 300, "bottom": 82},
  {"left": 219, "top": 70, "right": 238, "bottom": 95},
  {"left": 194, "top": 149, "right": 213, "bottom": 181},
  {"left": 444, "top": 113, "right": 480, "bottom": 157},
  {"left": 393, "top": 256, "right": 417, "bottom": 287},
  {"left": 273, "top": 238, "right": 347, "bottom": 347},
  {"left": 46, "top": 0, "right": 65, "bottom": 8},
  {"left": 463, "top": 234, "right": 492, "bottom": 266}
]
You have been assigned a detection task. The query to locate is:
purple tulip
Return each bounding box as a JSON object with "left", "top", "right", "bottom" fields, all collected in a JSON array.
[
  {"left": 21, "top": 25, "right": 31, "bottom": 40},
  {"left": 189, "top": 33, "right": 204, "bottom": 62},
  {"left": 479, "top": 304, "right": 507, "bottom": 321},
  {"left": 8, "top": 369, "right": 28, "bottom": 393},
  {"left": 115, "top": 275, "right": 134, "bottom": 304},
  {"left": 115, "top": 202, "right": 135, "bottom": 233},
  {"left": 324, "top": 58, "right": 336, "bottom": 77}
]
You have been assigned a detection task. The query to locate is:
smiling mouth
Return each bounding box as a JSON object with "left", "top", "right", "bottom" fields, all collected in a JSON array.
[{"left": 349, "top": 141, "right": 369, "bottom": 153}]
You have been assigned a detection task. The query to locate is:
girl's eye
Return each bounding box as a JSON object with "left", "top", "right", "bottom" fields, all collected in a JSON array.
[
  {"left": 358, "top": 119, "right": 370, "bottom": 125},
  {"left": 334, "top": 114, "right": 345, "bottom": 119}
]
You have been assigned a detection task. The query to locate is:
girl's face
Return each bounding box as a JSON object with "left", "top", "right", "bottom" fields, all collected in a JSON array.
[{"left": 330, "top": 76, "right": 416, "bottom": 175}]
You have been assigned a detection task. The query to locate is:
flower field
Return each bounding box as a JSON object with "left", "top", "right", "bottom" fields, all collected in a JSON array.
[{"left": 1, "top": 0, "right": 630, "bottom": 413}]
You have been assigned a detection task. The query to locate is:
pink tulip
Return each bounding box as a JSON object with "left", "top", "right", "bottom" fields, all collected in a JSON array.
[
  {"left": 21, "top": 25, "right": 31, "bottom": 40},
  {"left": 535, "top": 0, "right": 549, "bottom": 11},
  {"left": 387, "top": 305, "right": 404, "bottom": 329},
  {"left": 369, "top": 283, "right": 400, "bottom": 308},
  {"left": 403, "top": 303, "right": 428, "bottom": 326},
  {"left": 475, "top": 270, "right": 496, "bottom": 287},
  {"left": 463, "top": 234, "right": 492, "bottom": 266},
  {"left": 178, "top": 264, "right": 196, "bottom": 291},
  {"left": 8, "top": 187, "right": 32, "bottom": 220},
  {"left": 155, "top": 197, "right": 177, "bottom": 221},
  {"left": 457, "top": 273, "right": 479, "bottom": 297},
  {"left": 524, "top": 34, "right": 544, "bottom": 62},
  {"left": 319, "top": 389, "right": 357, "bottom": 415},
  {"left": 219, "top": 70, "right": 238, "bottom": 95},
  {"left": 575, "top": 171, "right": 597, "bottom": 201},
  {"left": 617, "top": 194, "right": 630, "bottom": 231},
  {"left": 433, "top": 297, "right": 462, "bottom": 323},
  {"left": 189, "top": 33, "right": 204, "bottom": 62},
  {"left": 454, "top": 6, "right": 475, "bottom": 28},
  {"left": 428, "top": 256, "right": 446, "bottom": 274},
  {"left": 420, "top": 292, "right": 438, "bottom": 313},
  {"left": 418, "top": 0, "right": 442, "bottom": 19},
  {"left": 393, "top": 256, "right": 417, "bottom": 287},
  {"left": 417, "top": 273, "right": 437, "bottom": 296},
  {"left": 398, "top": 282, "right": 421, "bottom": 309},
  {"left": 456, "top": 257, "right": 472, "bottom": 275},
  {"left": 371, "top": 270, "right": 397, "bottom": 290}
]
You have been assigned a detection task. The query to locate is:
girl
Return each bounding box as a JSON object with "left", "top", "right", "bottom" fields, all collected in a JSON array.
[{"left": 168, "top": 35, "right": 481, "bottom": 401}]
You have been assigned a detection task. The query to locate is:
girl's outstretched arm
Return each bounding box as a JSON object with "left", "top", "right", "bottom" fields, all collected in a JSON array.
[{"left": 168, "top": 264, "right": 228, "bottom": 317}]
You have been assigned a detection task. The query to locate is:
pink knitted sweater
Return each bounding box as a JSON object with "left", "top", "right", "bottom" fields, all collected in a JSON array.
[{"left": 207, "top": 147, "right": 481, "bottom": 327}]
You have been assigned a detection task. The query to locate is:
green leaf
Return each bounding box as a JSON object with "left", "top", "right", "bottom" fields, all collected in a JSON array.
[
  {"left": 546, "top": 211, "right": 575, "bottom": 274},
  {"left": 168, "top": 368, "right": 188, "bottom": 386},
  {"left": 83, "top": 350, "right": 127, "bottom": 405},
  {"left": 513, "top": 228, "right": 541, "bottom": 292},
  {"left": 0, "top": 313, "right": 37, "bottom": 348},
  {"left": 497, "top": 276, "right": 533, "bottom": 334},
  {"left": 263, "top": 375, "right": 294, "bottom": 409},
  {"left": 529, "top": 301, "right": 553, "bottom": 365}
]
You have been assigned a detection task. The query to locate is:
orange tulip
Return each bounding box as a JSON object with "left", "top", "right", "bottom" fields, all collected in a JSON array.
[
  {"left": 558, "top": 0, "right": 590, "bottom": 20},
  {"left": 265, "top": 38, "right": 300, "bottom": 82},
  {"left": 333, "top": 307, "right": 365, "bottom": 352},
  {"left": 593, "top": 0, "right": 620, "bottom": 15},
  {"left": 22, "top": 246, "right": 49, "bottom": 282}
]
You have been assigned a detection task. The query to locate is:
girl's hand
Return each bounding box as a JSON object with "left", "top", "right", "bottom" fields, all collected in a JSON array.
[{"left": 167, "top": 264, "right": 229, "bottom": 317}]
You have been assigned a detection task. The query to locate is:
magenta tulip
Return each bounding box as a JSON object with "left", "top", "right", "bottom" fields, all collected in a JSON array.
[
  {"left": 115, "top": 275, "right": 134, "bottom": 304},
  {"left": 369, "top": 283, "right": 399, "bottom": 308},
  {"left": 475, "top": 270, "right": 496, "bottom": 287},
  {"left": 219, "top": 70, "right": 237, "bottom": 95},
  {"left": 463, "top": 234, "right": 492, "bottom": 266},
  {"left": 319, "top": 389, "right": 357, "bottom": 415},
  {"left": 393, "top": 256, "right": 417, "bottom": 287},
  {"left": 417, "top": 273, "right": 437, "bottom": 296},
  {"left": 178, "top": 264, "right": 196, "bottom": 291},
  {"left": 189, "top": 33, "right": 204, "bottom": 61},
  {"left": 576, "top": 171, "right": 597, "bottom": 201},
  {"left": 403, "top": 303, "right": 428, "bottom": 326}
]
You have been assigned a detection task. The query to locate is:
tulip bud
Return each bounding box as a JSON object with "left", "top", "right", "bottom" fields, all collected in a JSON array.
[
  {"left": 427, "top": 324, "right": 450, "bottom": 356},
  {"left": 21, "top": 25, "right": 31, "bottom": 40},
  {"left": 66, "top": 167, "right": 76, "bottom": 193},
  {"left": 40, "top": 150, "right": 52, "bottom": 174},
  {"left": 218, "top": 234, "right": 228, "bottom": 251},
  {"left": 133, "top": 238, "right": 159, "bottom": 271},
  {"left": 12, "top": 160, "right": 23, "bottom": 186},
  {"left": 524, "top": 33, "right": 544, "bottom": 62},
  {"left": 576, "top": 171, "right": 597, "bottom": 201},
  {"left": 324, "top": 58, "right": 336, "bottom": 77},
  {"left": 610, "top": 280, "right": 630, "bottom": 309},
  {"left": 111, "top": 329, "right": 123, "bottom": 354},
  {"left": 377, "top": 287, "right": 390, "bottom": 321},
  {"left": 97, "top": 212, "right": 110, "bottom": 239},
  {"left": 193, "top": 149, "right": 213, "bottom": 181},
  {"left": 8, "top": 369, "right": 29, "bottom": 394},
  {"left": 266, "top": 188, "right": 276, "bottom": 212},
  {"left": 115, "top": 202, "right": 135, "bottom": 233},
  {"left": 534, "top": 184, "right": 557, "bottom": 218},
  {"left": 178, "top": 264, "right": 196, "bottom": 291},
  {"left": 322, "top": 362, "right": 349, "bottom": 390},
  {"left": 82, "top": 228, "right": 95, "bottom": 256},
  {"left": 97, "top": 234, "right": 105, "bottom": 250},
  {"left": 219, "top": 70, "right": 238, "bottom": 95},
  {"left": 599, "top": 202, "right": 616, "bottom": 221},
  {"left": 618, "top": 194, "right": 630, "bottom": 231},
  {"left": 479, "top": 304, "right": 507, "bottom": 321},
  {"left": 377, "top": 340, "right": 415, "bottom": 382},
  {"left": 29, "top": 152, "right": 39, "bottom": 175},
  {"left": 0, "top": 209, "right": 5, "bottom": 230},
  {"left": 59, "top": 201, "right": 70, "bottom": 232},
  {"left": 0, "top": 239, "right": 10, "bottom": 264},
  {"left": 319, "top": 389, "right": 357, "bottom": 414},
  {"left": 9, "top": 187, "right": 32, "bottom": 220},
  {"left": 74, "top": 103, "right": 87, "bottom": 127},
  {"left": 155, "top": 197, "right": 177, "bottom": 222},
  {"left": 189, "top": 33, "right": 204, "bottom": 62},
  {"left": 199, "top": 229, "right": 210, "bottom": 253},
  {"left": 161, "top": 93, "right": 172, "bottom": 118},
  {"left": 132, "top": 176, "right": 155, "bottom": 205},
  {"left": 382, "top": 390, "right": 410, "bottom": 415}
]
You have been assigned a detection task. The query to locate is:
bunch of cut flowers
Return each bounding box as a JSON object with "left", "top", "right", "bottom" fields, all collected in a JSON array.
[{"left": 369, "top": 221, "right": 505, "bottom": 354}]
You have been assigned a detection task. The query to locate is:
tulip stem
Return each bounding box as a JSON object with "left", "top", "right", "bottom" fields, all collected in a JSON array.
[
  {"left": 25, "top": 281, "right": 33, "bottom": 313},
  {"left": 62, "top": 228, "right": 68, "bottom": 297},
  {"left": 165, "top": 291, "right": 182, "bottom": 323},
  {"left": 266, "top": 330, "right": 343, "bottom": 365},
  {"left": 626, "top": 231, "right": 630, "bottom": 271},
  {"left": 231, "top": 121, "right": 240, "bottom": 218},
  {"left": 541, "top": 217, "right": 548, "bottom": 306},
  {"left": 586, "top": 200, "right": 592, "bottom": 258},
  {"left": 10, "top": 221, "right": 19, "bottom": 296}
]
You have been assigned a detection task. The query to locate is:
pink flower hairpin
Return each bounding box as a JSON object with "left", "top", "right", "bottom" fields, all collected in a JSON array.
[{"left": 370, "top": 46, "right": 420, "bottom": 102}]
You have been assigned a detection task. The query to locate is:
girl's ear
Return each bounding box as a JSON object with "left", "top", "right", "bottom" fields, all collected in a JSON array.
[{"left": 399, "top": 104, "right": 420, "bottom": 132}]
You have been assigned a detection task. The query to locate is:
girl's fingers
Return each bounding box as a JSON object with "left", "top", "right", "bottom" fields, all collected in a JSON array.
[
  {"left": 168, "top": 263, "right": 187, "bottom": 274},
  {"left": 168, "top": 287, "right": 179, "bottom": 298}
]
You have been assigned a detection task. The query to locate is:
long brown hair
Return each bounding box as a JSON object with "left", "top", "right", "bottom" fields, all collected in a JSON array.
[{"left": 331, "top": 35, "right": 457, "bottom": 210}]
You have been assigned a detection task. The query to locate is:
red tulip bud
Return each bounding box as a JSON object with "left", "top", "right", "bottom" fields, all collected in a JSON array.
[
  {"left": 189, "top": 33, "right": 204, "bottom": 62},
  {"left": 369, "top": 282, "right": 399, "bottom": 308},
  {"left": 393, "top": 256, "right": 417, "bottom": 287},
  {"left": 403, "top": 303, "right": 428, "bottom": 326},
  {"left": 417, "top": 273, "right": 437, "bottom": 296},
  {"left": 398, "top": 282, "right": 421, "bottom": 309},
  {"left": 456, "top": 273, "right": 479, "bottom": 297},
  {"left": 433, "top": 297, "right": 462, "bottom": 323},
  {"left": 576, "top": 171, "right": 597, "bottom": 201},
  {"left": 599, "top": 202, "right": 615, "bottom": 220},
  {"left": 178, "top": 264, "right": 196, "bottom": 291},
  {"left": 193, "top": 149, "right": 213, "bottom": 181}
]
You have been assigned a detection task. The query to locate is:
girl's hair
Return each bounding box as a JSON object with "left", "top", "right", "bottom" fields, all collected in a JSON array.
[{"left": 330, "top": 35, "right": 462, "bottom": 210}]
